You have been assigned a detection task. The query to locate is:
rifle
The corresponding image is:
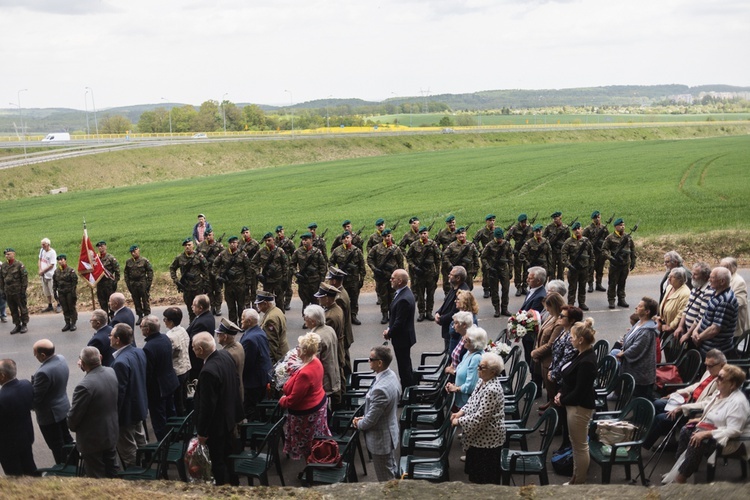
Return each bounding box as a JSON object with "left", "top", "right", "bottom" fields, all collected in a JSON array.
[
  {"left": 374, "top": 244, "right": 399, "bottom": 281},
  {"left": 216, "top": 232, "right": 226, "bottom": 244},
  {"left": 218, "top": 250, "right": 240, "bottom": 284},
  {"left": 391, "top": 219, "right": 401, "bottom": 232},
  {"left": 464, "top": 222, "right": 474, "bottom": 234},
  {"left": 530, "top": 212, "right": 539, "bottom": 224},
  {"left": 289, "top": 229, "right": 298, "bottom": 240},
  {"left": 505, "top": 221, "right": 515, "bottom": 232},
  {"left": 604, "top": 213, "right": 615, "bottom": 226},
  {"left": 567, "top": 216, "right": 578, "bottom": 228},
  {"left": 568, "top": 238, "right": 591, "bottom": 272},
  {"left": 610, "top": 221, "right": 639, "bottom": 268},
  {"left": 320, "top": 228, "right": 329, "bottom": 240},
  {"left": 258, "top": 248, "right": 278, "bottom": 285},
  {"left": 591, "top": 213, "right": 614, "bottom": 251},
  {"left": 426, "top": 220, "right": 436, "bottom": 233},
  {"left": 451, "top": 241, "right": 475, "bottom": 269},
  {"left": 489, "top": 242, "right": 511, "bottom": 278},
  {"left": 355, "top": 224, "right": 366, "bottom": 236},
  {"left": 413, "top": 240, "right": 438, "bottom": 276}
]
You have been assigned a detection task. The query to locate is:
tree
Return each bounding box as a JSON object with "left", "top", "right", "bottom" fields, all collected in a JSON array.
[
  {"left": 242, "top": 104, "right": 267, "bottom": 130},
  {"left": 171, "top": 105, "right": 198, "bottom": 132},
  {"left": 438, "top": 116, "right": 453, "bottom": 127},
  {"left": 194, "top": 100, "right": 221, "bottom": 132},
  {"left": 100, "top": 114, "right": 133, "bottom": 134}
]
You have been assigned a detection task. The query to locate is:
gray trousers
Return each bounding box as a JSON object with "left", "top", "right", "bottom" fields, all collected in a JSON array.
[
  {"left": 118, "top": 421, "right": 147, "bottom": 468},
  {"left": 371, "top": 450, "right": 397, "bottom": 481}
]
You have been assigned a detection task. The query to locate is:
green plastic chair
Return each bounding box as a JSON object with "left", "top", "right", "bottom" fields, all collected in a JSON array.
[
  {"left": 37, "top": 443, "right": 81, "bottom": 477},
  {"left": 399, "top": 426, "right": 456, "bottom": 482},
  {"left": 230, "top": 416, "right": 286, "bottom": 486},
  {"left": 503, "top": 382, "right": 538, "bottom": 451},
  {"left": 118, "top": 429, "right": 173, "bottom": 481},
  {"left": 501, "top": 407, "right": 558, "bottom": 486},
  {"left": 301, "top": 429, "right": 362, "bottom": 485}
]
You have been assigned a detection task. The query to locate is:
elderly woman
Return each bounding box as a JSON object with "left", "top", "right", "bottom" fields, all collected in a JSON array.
[
  {"left": 451, "top": 352, "right": 506, "bottom": 484},
  {"left": 657, "top": 267, "right": 691, "bottom": 336},
  {"left": 531, "top": 292, "right": 566, "bottom": 411},
  {"left": 446, "top": 311, "right": 476, "bottom": 375},
  {"left": 660, "top": 251, "right": 692, "bottom": 302},
  {"left": 279, "top": 332, "right": 331, "bottom": 460},
  {"left": 163, "top": 306, "right": 191, "bottom": 416},
  {"left": 449, "top": 290, "right": 479, "bottom": 355},
  {"left": 616, "top": 297, "right": 658, "bottom": 399},
  {"left": 548, "top": 305, "right": 583, "bottom": 450},
  {"left": 668, "top": 364, "right": 750, "bottom": 483},
  {"left": 555, "top": 318, "right": 598, "bottom": 485},
  {"left": 303, "top": 304, "right": 341, "bottom": 400},
  {"left": 446, "top": 326, "right": 488, "bottom": 408}
]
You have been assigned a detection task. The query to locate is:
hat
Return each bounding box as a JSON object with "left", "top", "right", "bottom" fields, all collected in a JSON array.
[
  {"left": 314, "top": 283, "right": 339, "bottom": 298},
  {"left": 342, "top": 231, "right": 351, "bottom": 237},
  {"left": 445, "top": 215, "right": 455, "bottom": 223},
  {"left": 614, "top": 218, "right": 624, "bottom": 226},
  {"left": 4, "top": 248, "right": 14, "bottom": 254},
  {"left": 551, "top": 211, "right": 562, "bottom": 218},
  {"left": 571, "top": 222, "right": 581, "bottom": 230},
  {"left": 409, "top": 216, "right": 419, "bottom": 223},
  {"left": 182, "top": 237, "right": 192, "bottom": 246},
  {"left": 327, "top": 266, "right": 348, "bottom": 280},
  {"left": 418, "top": 225, "right": 428, "bottom": 233},
  {"left": 591, "top": 210, "right": 601, "bottom": 219},
  {"left": 493, "top": 227, "right": 504, "bottom": 238},
  {"left": 485, "top": 214, "right": 496, "bottom": 221},
  {"left": 198, "top": 213, "right": 205, "bottom": 218},
  {"left": 129, "top": 245, "right": 139, "bottom": 252},
  {"left": 227, "top": 235, "right": 239, "bottom": 243},
  {"left": 215, "top": 317, "right": 242, "bottom": 336},
  {"left": 375, "top": 218, "right": 385, "bottom": 226},
  {"left": 456, "top": 226, "right": 466, "bottom": 233},
  {"left": 382, "top": 228, "right": 392, "bottom": 236},
  {"left": 241, "top": 226, "right": 250, "bottom": 232},
  {"left": 342, "top": 220, "right": 351, "bottom": 227},
  {"left": 205, "top": 228, "right": 213, "bottom": 235},
  {"left": 518, "top": 213, "right": 528, "bottom": 222},
  {"left": 275, "top": 225, "right": 284, "bottom": 233},
  {"left": 533, "top": 224, "right": 543, "bottom": 231},
  {"left": 57, "top": 254, "right": 67, "bottom": 260},
  {"left": 262, "top": 232, "right": 274, "bottom": 240},
  {"left": 307, "top": 222, "right": 318, "bottom": 229},
  {"left": 255, "top": 290, "right": 276, "bottom": 303},
  {"left": 96, "top": 241, "right": 106, "bottom": 247},
  {"left": 301, "top": 232, "right": 313, "bottom": 239}
]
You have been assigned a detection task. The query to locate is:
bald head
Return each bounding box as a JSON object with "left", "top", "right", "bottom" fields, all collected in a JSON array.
[
  {"left": 33, "top": 339, "right": 55, "bottom": 361},
  {"left": 391, "top": 268, "right": 409, "bottom": 289},
  {"left": 192, "top": 332, "right": 216, "bottom": 360},
  {"left": 710, "top": 266, "right": 731, "bottom": 292},
  {"left": 109, "top": 292, "right": 126, "bottom": 310}
]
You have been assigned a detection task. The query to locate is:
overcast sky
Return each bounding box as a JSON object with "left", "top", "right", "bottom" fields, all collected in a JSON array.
[{"left": 1, "top": 0, "right": 748, "bottom": 110}]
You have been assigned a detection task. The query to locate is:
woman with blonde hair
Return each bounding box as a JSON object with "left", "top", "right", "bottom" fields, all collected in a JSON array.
[
  {"left": 531, "top": 292, "right": 566, "bottom": 411},
  {"left": 448, "top": 290, "right": 479, "bottom": 356}
]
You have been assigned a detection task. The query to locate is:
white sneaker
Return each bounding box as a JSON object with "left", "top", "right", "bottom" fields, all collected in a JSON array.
[{"left": 460, "top": 456, "right": 466, "bottom": 462}]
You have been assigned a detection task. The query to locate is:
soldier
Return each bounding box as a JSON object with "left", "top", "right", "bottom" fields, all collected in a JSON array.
[
  {"left": 507, "top": 213, "right": 534, "bottom": 296},
  {"left": 212, "top": 236, "right": 253, "bottom": 325},
  {"left": 473, "top": 214, "right": 496, "bottom": 298},
  {"left": 314, "top": 282, "right": 349, "bottom": 379},
  {"left": 169, "top": 238, "right": 209, "bottom": 322},
  {"left": 519, "top": 224, "right": 552, "bottom": 278},
  {"left": 95, "top": 241, "right": 120, "bottom": 318},
  {"left": 124, "top": 245, "right": 153, "bottom": 325},
  {"left": 305, "top": 223, "right": 328, "bottom": 262},
  {"left": 251, "top": 232, "right": 289, "bottom": 309},
  {"left": 53, "top": 254, "right": 78, "bottom": 331},
  {"left": 481, "top": 227, "right": 513, "bottom": 317},
  {"left": 240, "top": 226, "right": 261, "bottom": 307},
  {"left": 561, "top": 222, "right": 594, "bottom": 311},
  {"left": 329, "top": 231, "right": 366, "bottom": 325},
  {"left": 256, "top": 291, "right": 288, "bottom": 363},
  {"left": 291, "top": 232, "right": 327, "bottom": 319},
  {"left": 435, "top": 215, "right": 458, "bottom": 293},
  {"left": 602, "top": 218, "right": 636, "bottom": 309},
  {"left": 543, "top": 211, "right": 570, "bottom": 281},
  {"left": 331, "top": 220, "right": 364, "bottom": 252},
  {"left": 366, "top": 218, "right": 386, "bottom": 253},
  {"left": 442, "top": 226, "right": 480, "bottom": 291},
  {"left": 197, "top": 228, "right": 224, "bottom": 316},
  {"left": 367, "top": 228, "right": 405, "bottom": 324},
  {"left": 275, "top": 226, "right": 296, "bottom": 311},
  {"left": 326, "top": 270, "right": 353, "bottom": 376},
  {"left": 398, "top": 216, "right": 421, "bottom": 252},
  {"left": 582, "top": 210, "right": 609, "bottom": 293},
  {"left": 406, "top": 226, "right": 441, "bottom": 322},
  {"left": 1, "top": 249, "right": 29, "bottom": 334}
]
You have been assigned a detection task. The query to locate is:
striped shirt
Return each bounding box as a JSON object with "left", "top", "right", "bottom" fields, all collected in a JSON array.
[
  {"left": 699, "top": 288, "right": 738, "bottom": 354},
  {"left": 684, "top": 283, "right": 714, "bottom": 330}
]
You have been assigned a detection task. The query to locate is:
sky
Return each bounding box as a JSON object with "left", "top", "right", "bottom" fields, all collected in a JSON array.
[{"left": 1, "top": 0, "right": 748, "bottom": 110}]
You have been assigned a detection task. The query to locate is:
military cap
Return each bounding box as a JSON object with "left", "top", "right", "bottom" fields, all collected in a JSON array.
[
  {"left": 227, "top": 235, "right": 239, "bottom": 243},
  {"left": 551, "top": 211, "right": 562, "bottom": 218},
  {"left": 409, "top": 216, "right": 419, "bottom": 223},
  {"left": 215, "top": 317, "right": 242, "bottom": 335},
  {"left": 382, "top": 228, "right": 392, "bottom": 236},
  {"left": 241, "top": 226, "right": 250, "bottom": 232},
  {"left": 445, "top": 215, "right": 455, "bottom": 223},
  {"left": 419, "top": 226, "right": 428, "bottom": 233},
  {"left": 326, "top": 266, "right": 348, "bottom": 280},
  {"left": 591, "top": 211, "right": 601, "bottom": 219},
  {"left": 571, "top": 222, "right": 581, "bottom": 230},
  {"left": 254, "top": 290, "right": 276, "bottom": 303},
  {"left": 57, "top": 254, "right": 67, "bottom": 260},
  {"left": 275, "top": 225, "right": 284, "bottom": 233},
  {"left": 205, "top": 228, "right": 213, "bottom": 235},
  {"left": 198, "top": 213, "right": 205, "bottom": 218},
  {"left": 96, "top": 241, "right": 106, "bottom": 247},
  {"left": 182, "top": 237, "right": 192, "bottom": 246},
  {"left": 129, "top": 245, "right": 139, "bottom": 252},
  {"left": 342, "top": 220, "right": 351, "bottom": 227},
  {"left": 375, "top": 218, "right": 385, "bottom": 226},
  {"left": 485, "top": 214, "right": 496, "bottom": 221},
  {"left": 4, "top": 248, "right": 14, "bottom": 254},
  {"left": 614, "top": 218, "right": 624, "bottom": 226},
  {"left": 342, "top": 231, "right": 351, "bottom": 237},
  {"left": 533, "top": 224, "right": 543, "bottom": 231},
  {"left": 314, "top": 282, "right": 339, "bottom": 298},
  {"left": 262, "top": 232, "right": 274, "bottom": 240},
  {"left": 456, "top": 226, "right": 467, "bottom": 233},
  {"left": 307, "top": 222, "right": 318, "bottom": 229},
  {"left": 493, "top": 227, "right": 504, "bottom": 238},
  {"left": 518, "top": 213, "right": 528, "bottom": 222},
  {"left": 301, "top": 232, "right": 313, "bottom": 239}
]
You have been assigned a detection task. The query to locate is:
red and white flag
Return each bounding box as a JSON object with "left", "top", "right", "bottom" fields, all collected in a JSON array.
[{"left": 77, "top": 226, "right": 110, "bottom": 286}]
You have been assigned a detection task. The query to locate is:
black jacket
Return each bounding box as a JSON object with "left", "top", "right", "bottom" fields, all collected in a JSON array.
[{"left": 560, "top": 348, "right": 597, "bottom": 409}]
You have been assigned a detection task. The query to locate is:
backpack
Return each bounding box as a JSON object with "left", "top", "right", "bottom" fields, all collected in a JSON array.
[{"left": 551, "top": 445, "right": 574, "bottom": 476}]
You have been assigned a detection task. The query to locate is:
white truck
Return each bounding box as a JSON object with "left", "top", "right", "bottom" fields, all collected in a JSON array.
[{"left": 41, "top": 132, "right": 71, "bottom": 142}]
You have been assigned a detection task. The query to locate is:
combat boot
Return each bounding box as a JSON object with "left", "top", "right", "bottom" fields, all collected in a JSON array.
[
  {"left": 380, "top": 312, "right": 389, "bottom": 325},
  {"left": 493, "top": 307, "right": 501, "bottom": 318},
  {"left": 10, "top": 324, "right": 20, "bottom": 334},
  {"left": 596, "top": 283, "right": 606, "bottom": 292},
  {"left": 608, "top": 301, "right": 615, "bottom": 309},
  {"left": 62, "top": 322, "right": 71, "bottom": 332},
  {"left": 136, "top": 315, "right": 143, "bottom": 326},
  {"left": 351, "top": 316, "right": 361, "bottom": 326},
  {"left": 515, "top": 288, "right": 523, "bottom": 297},
  {"left": 483, "top": 290, "right": 491, "bottom": 299},
  {"left": 587, "top": 284, "right": 594, "bottom": 293},
  {"left": 618, "top": 300, "right": 629, "bottom": 308},
  {"left": 417, "top": 313, "right": 425, "bottom": 322},
  {"left": 425, "top": 312, "right": 434, "bottom": 321},
  {"left": 19, "top": 324, "right": 28, "bottom": 333},
  {"left": 580, "top": 304, "right": 590, "bottom": 311},
  {"left": 69, "top": 323, "right": 77, "bottom": 331},
  {"left": 43, "top": 304, "right": 54, "bottom": 313}
]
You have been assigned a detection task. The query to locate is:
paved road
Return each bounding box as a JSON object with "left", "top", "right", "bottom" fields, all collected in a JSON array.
[{"left": 2, "top": 270, "right": 747, "bottom": 483}]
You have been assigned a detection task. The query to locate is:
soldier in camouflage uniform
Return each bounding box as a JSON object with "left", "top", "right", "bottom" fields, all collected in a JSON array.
[
  {"left": 543, "top": 211, "right": 570, "bottom": 281},
  {"left": 291, "top": 232, "right": 327, "bottom": 319},
  {"left": 519, "top": 224, "right": 552, "bottom": 277},
  {"left": 507, "top": 213, "right": 534, "bottom": 296},
  {"left": 481, "top": 227, "right": 513, "bottom": 317},
  {"left": 602, "top": 218, "right": 636, "bottom": 309},
  {"left": 331, "top": 220, "right": 364, "bottom": 252},
  {"left": 95, "top": 241, "right": 120, "bottom": 319},
  {"left": 561, "top": 222, "right": 594, "bottom": 310},
  {"left": 1, "top": 248, "right": 29, "bottom": 334},
  {"left": 435, "top": 215, "right": 458, "bottom": 293},
  {"left": 473, "top": 214, "right": 496, "bottom": 299},
  {"left": 367, "top": 228, "right": 404, "bottom": 324},
  {"left": 197, "top": 228, "right": 224, "bottom": 315},
  {"left": 329, "top": 231, "right": 366, "bottom": 325},
  {"left": 275, "top": 226, "right": 296, "bottom": 311},
  {"left": 442, "top": 226, "right": 480, "bottom": 291},
  {"left": 398, "top": 216, "right": 421, "bottom": 252},
  {"left": 251, "top": 232, "right": 289, "bottom": 309},
  {"left": 169, "top": 238, "right": 209, "bottom": 322},
  {"left": 406, "top": 226, "right": 441, "bottom": 322},
  {"left": 366, "top": 218, "right": 386, "bottom": 253},
  {"left": 240, "top": 226, "right": 261, "bottom": 307},
  {"left": 53, "top": 254, "right": 78, "bottom": 331},
  {"left": 212, "top": 236, "right": 253, "bottom": 325},
  {"left": 305, "top": 223, "right": 328, "bottom": 262},
  {"left": 582, "top": 210, "right": 609, "bottom": 293},
  {"left": 124, "top": 244, "right": 154, "bottom": 325}
]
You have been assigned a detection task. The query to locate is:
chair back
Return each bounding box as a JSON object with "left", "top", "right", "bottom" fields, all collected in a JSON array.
[
  {"left": 661, "top": 334, "right": 685, "bottom": 364},
  {"left": 734, "top": 330, "right": 750, "bottom": 359},
  {"left": 502, "top": 360, "right": 528, "bottom": 398},
  {"left": 619, "top": 397, "right": 655, "bottom": 443},
  {"left": 511, "top": 382, "right": 537, "bottom": 426},
  {"left": 505, "top": 344, "right": 522, "bottom": 373},
  {"left": 593, "top": 339, "right": 610, "bottom": 364},
  {"left": 677, "top": 349, "right": 702, "bottom": 385},
  {"left": 610, "top": 373, "right": 635, "bottom": 413},
  {"left": 260, "top": 416, "right": 286, "bottom": 470},
  {"left": 495, "top": 328, "right": 509, "bottom": 344},
  {"left": 534, "top": 408, "right": 559, "bottom": 457},
  {"left": 594, "top": 355, "right": 617, "bottom": 393},
  {"left": 144, "top": 429, "right": 173, "bottom": 477}
]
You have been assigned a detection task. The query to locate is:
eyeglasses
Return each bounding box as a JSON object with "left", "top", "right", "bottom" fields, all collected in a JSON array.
[
  {"left": 368, "top": 357, "right": 381, "bottom": 362},
  {"left": 477, "top": 365, "right": 488, "bottom": 371},
  {"left": 559, "top": 314, "right": 568, "bottom": 319},
  {"left": 716, "top": 374, "right": 726, "bottom": 381},
  {"left": 705, "top": 362, "right": 720, "bottom": 369}
]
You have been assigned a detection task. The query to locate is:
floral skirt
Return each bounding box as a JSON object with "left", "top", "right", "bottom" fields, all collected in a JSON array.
[{"left": 283, "top": 403, "right": 331, "bottom": 460}]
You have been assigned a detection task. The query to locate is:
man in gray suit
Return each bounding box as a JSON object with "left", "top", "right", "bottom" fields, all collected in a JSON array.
[
  {"left": 32, "top": 339, "right": 73, "bottom": 464},
  {"left": 353, "top": 345, "right": 401, "bottom": 481},
  {"left": 67, "top": 346, "right": 119, "bottom": 478}
]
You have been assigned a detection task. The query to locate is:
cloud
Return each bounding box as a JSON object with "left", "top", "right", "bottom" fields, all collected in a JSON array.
[{"left": 0, "top": 0, "right": 116, "bottom": 15}]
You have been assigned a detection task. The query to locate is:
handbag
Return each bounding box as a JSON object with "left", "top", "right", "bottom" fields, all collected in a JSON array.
[
  {"left": 306, "top": 438, "right": 342, "bottom": 467},
  {"left": 655, "top": 365, "right": 682, "bottom": 389},
  {"left": 595, "top": 420, "right": 637, "bottom": 445}
]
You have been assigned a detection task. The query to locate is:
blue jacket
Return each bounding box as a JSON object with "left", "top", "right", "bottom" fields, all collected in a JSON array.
[
  {"left": 239, "top": 325, "right": 272, "bottom": 390},
  {"left": 112, "top": 344, "right": 148, "bottom": 426},
  {"left": 0, "top": 378, "right": 35, "bottom": 448},
  {"left": 143, "top": 332, "right": 180, "bottom": 400},
  {"left": 88, "top": 325, "right": 115, "bottom": 367}
]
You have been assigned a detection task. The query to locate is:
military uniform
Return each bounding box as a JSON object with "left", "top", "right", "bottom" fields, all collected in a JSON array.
[
  {"left": 97, "top": 252, "right": 120, "bottom": 317},
  {"left": 543, "top": 221, "right": 570, "bottom": 280},
  {"left": 435, "top": 226, "right": 457, "bottom": 293},
  {"left": 0, "top": 257, "right": 29, "bottom": 331},
  {"left": 329, "top": 243, "right": 366, "bottom": 321},
  {"left": 240, "top": 236, "right": 261, "bottom": 306},
  {"left": 481, "top": 236, "right": 513, "bottom": 316},
  {"left": 169, "top": 249, "right": 209, "bottom": 322},
  {"left": 561, "top": 235, "right": 594, "bottom": 309},
  {"left": 507, "top": 221, "right": 534, "bottom": 294},
  {"left": 406, "top": 237, "right": 441, "bottom": 320},
  {"left": 302, "top": 233, "right": 328, "bottom": 262},
  {"left": 398, "top": 228, "right": 420, "bottom": 253},
  {"left": 519, "top": 236, "right": 552, "bottom": 275},
  {"left": 275, "top": 235, "right": 296, "bottom": 310},
  {"left": 366, "top": 230, "right": 384, "bottom": 253},
  {"left": 333, "top": 286, "right": 353, "bottom": 376},
  {"left": 124, "top": 255, "right": 154, "bottom": 320},
  {"left": 473, "top": 218, "right": 496, "bottom": 298},
  {"left": 212, "top": 247, "right": 253, "bottom": 325},
  {"left": 367, "top": 241, "right": 404, "bottom": 319},
  {"left": 290, "top": 245, "right": 327, "bottom": 314},
  {"left": 442, "top": 240, "right": 480, "bottom": 290},
  {"left": 53, "top": 262, "right": 78, "bottom": 329},
  {"left": 602, "top": 226, "right": 636, "bottom": 308},
  {"left": 261, "top": 304, "right": 288, "bottom": 363},
  {"left": 251, "top": 245, "right": 289, "bottom": 308},
  {"left": 198, "top": 238, "right": 225, "bottom": 315},
  {"left": 331, "top": 231, "right": 363, "bottom": 252},
  {"left": 582, "top": 219, "right": 610, "bottom": 292}
]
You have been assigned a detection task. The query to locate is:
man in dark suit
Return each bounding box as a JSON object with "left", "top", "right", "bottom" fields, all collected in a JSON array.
[
  {"left": 87, "top": 309, "right": 115, "bottom": 366},
  {"left": 32, "top": 339, "right": 73, "bottom": 464},
  {"left": 520, "top": 266, "right": 547, "bottom": 389},
  {"left": 186, "top": 294, "right": 215, "bottom": 380},
  {"left": 239, "top": 308, "right": 272, "bottom": 420},
  {"left": 110, "top": 323, "right": 149, "bottom": 468},
  {"left": 0, "top": 358, "right": 37, "bottom": 476},
  {"left": 109, "top": 292, "right": 137, "bottom": 345},
  {"left": 67, "top": 347, "right": 119, "bottom": 478},
  {"left": 434, "top": 265, "right": 471, "bottom": 353},
  {"left": 140, "top": 315, "right": 180, "bottom": 441},
  {"left": 192, "top": 332, "right": 244, "bottom": 486},
  {"left": 383, "top": 269, "right": 417, "bottom": 389}
]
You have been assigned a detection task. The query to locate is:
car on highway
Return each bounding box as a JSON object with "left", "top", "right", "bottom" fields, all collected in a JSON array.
[
  {"left": 192, "top": 133, "right": 208, "bottom": 139},
  {"left": 41, "top": 132, "right": 71, "bottom": 142}
]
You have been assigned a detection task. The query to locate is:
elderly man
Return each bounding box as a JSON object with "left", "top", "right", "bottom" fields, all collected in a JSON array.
[
  {"left": 88, "top": 309, "right": 115, "bottom": 367},
  {"left": 67, "top": 347, "right": 119, "bottom": 478},
  {"left": 38, "top": 237, "right": 59, "bottom": 313},
  {"left": 215, "top": 318, "right": 245, "bottom": 400},
  {"left": 186, "top": 294, "right": 215, "bottom": 379},
  {"left": 1, "top": 248, "right": 29, "bottom": 334},
  {"left": 675, "top": 262, "right": 713, "bottom": 347},
  {"left": 109, "top": 292, "right": 136, "bottom": 331},
  {"left": 239, "top": 308, "right": 272, "bottom": 419},
  {"left": 434, "top": 265, "right": 470, "bottom": 353},
  {"left": 32, "top": 340, "right": 73, "bottom": 464},
  {"left": 383, "top": 269, "right": 416, "bottom": 389},
  {"left": 660, "top": 251, "right": 692, "bottom": 302},
  {"left": 690, "top": 267, "right": 738, "bottom": 357},
  {"left": 0, "top": 358, "right": 37, "bottom": 476},
  {"left": 720, "top": 257, "right": 749, "bottom": 338},
  {"left": 256, "top": 291, "right": 288, "bottom": 363},
  {"left": 141, "top": 315, "right": 179, "bottom": 441},
  {"left": 192, "top": 332, "right": 244, "bottom": 486},
  {"left": 521, "top": 266, "right": 547, "bottom": 388}
]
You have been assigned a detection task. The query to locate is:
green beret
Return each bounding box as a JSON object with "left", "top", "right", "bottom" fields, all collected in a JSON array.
[
  {"left": 445, "top": 215, "right": 455, "bottom": 223},
  {"left": 182, "top": 237, "right": 192, "bottom": 246},
  {"left": 301, "top": 232, "right": 313, "bottom": 239},
  {"left": 375, "top": 218, "right": 385, "bottom": 226},
  {"left": 3, "top": 248, "right": 14, "bottom": 254},
  {"left": 205, "top": 228, "right": 213, "bottom": 235},
  {"left": 241, "top": 226, "right": 250, "bottom": 232},
  {"left": 533, "top": 224, "right": 543, "bottom": 231},
  {"left": 551, "top": 211, "right": 562, "bottom": 218},
  {"left": 418, "top": 226, "right": 428, "bottom": 233},
  {"left": 129, "top": 245, "right": 139, "bottom": 253},
  {"left": 614, "top": 218, "right": 624, "bottom": 226},
  {"left": 518, "top": 213, "right": 528, "bottom": 222},
  {"left": 342, "top": 231, "right": 351, "bottom": 237},
  {"left": 263, "top": 232, "right": 274, "bottom": 240},
  {"left": 591, "top": 211, "right": 600, "bottom": 219},
  {"left": 57, "top": 254, "right": 67, "bottom": 260},
  {"left": 96, "top": 241, "right": 106, "bottom": 247},
  {"left": 342, "top": 220, "right": 351, "bottom": 227},
  {"left": 307, "top": 222, "right": 318, "bottom": 229},
  {"left": 227, "top": 235, "right": 239, "bottom": 243},
  {"left": 493, "top": 227, "right": 504, "bottom": 238},
  {"left": 382, "top": 228, "right": 392, "bottom": 236},
  {"left": 456, "top": 226, "right": 466, "bottom": 233},
  {"left": 409, "top": 216, "right": 419, "bottom": 223},
  {"left": 485, "top": 214, "right": 496, "bottom": 221},
  {"left": 571, "top": 222, "right": 581, "bottom": 230},
  {"left": 275, "top": 225, "right": 284, "bottom": 233}
]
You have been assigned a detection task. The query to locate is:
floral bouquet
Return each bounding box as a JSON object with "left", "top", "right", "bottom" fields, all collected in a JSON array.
[
  {"left": 485, "top": 340, "right": 512, "bottom": 358},
  {"left": 185, "top": 437, "right": 213, "bottom": 484},
  {"left": 507, "top": 309, "right": 540, "bottom": 341},
  {"left": 272, "top": 347, "right": 303, "bottom": 391}
]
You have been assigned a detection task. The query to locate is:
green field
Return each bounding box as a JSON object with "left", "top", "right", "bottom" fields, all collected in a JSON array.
[{"left": 2, "top": 133, "right": 749, "bottom": 272}]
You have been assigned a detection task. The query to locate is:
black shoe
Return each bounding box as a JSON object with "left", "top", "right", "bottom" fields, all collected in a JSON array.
[
  {"left": 19, "top": 324, "right": 28, "bottom": 334},
  {"left": 55, "top": 304, "right": 62, "bottom": 313},
  {"left": 501, "top": 310, "right": 512, "bottom": 317},
  {"left": 284, "top": 304, "right": 291, "bottom": 311},
  {"left": 483, "top": 290, "right": 491, "bottom": 299},
  {"left": 417, "top": 313, "right": 425, "bottom": 322},
  {"left": 515, "top": 289, "right": 523, "bottom": 297},
  {"left": 43, "top": 304, "right": 54, "bottom": 313},
  {"left": 10, "top": 325, "right": 20, "bottom": 335},
  {"left": 425, "top": 313, "right": 434, "bottom": 321},
  {"left": 580, "top": 304, "right": 589, "bottom": 311},
  {"left": 609, "top": 303, "right": 615, "bottom": 309},
  {"left": 62, "top": 323, "right": 71, "bottom": 332},
  {"left": 351, "top": 316, "right": 361, "bottom": 325},
  {"left": 380, "top": 313, "right": 389, "bottom": 325},
  {"left": 70, "top": 323, "right": 77, "bottom": 331},
  {"left": 618, "top": 301, "right": 629, "bottom": 308},
  {"left": 376, "top": 298, "right": 381, "bottom": 305},
  {"left": 493, "top": 309, "right": 501, "bottom": 318},
  {"left": 587, "top": 284, "right": 594, "bottom": 293},
  {"left": 136, "top": 316, "right": 143, "bottom": 326},
  {"left": 596, "top": 284, "right": 606, "bottom": 292}
]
